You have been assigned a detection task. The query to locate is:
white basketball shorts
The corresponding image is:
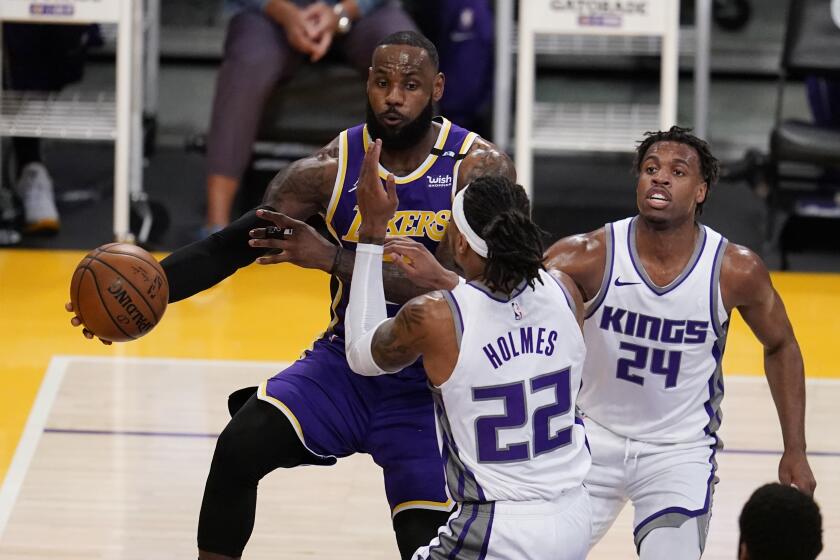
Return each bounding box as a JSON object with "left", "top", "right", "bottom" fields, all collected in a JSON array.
[
  {"left": 412, "top": 486, "right": 591, "bottom": 560},
  {"left": 584, "top": 417, "right": 719, "bottom": 553}
]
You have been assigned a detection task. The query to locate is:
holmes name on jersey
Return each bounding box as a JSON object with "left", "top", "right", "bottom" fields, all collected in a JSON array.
[{"left": 482, "top": 326, "right": 560, "bottom": 369}]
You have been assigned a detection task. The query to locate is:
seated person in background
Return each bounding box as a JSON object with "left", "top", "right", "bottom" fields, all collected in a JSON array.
[
  {"left": 1, "top": 23, "right": 92, "bottom": 244},
  {"left": 204, "top": 0, "right": 417, "bottom": 234},
  {"left": 738, "top": 483, "right": 822, "bottom": 560}
]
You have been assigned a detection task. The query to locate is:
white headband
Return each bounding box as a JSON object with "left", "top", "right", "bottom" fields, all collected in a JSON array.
[{"left": 452, "top": 187, "right": 488, "bottom": 258}]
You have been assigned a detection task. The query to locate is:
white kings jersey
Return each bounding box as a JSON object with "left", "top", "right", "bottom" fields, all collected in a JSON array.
[
  {"left": 578, "top": 217, "right": 730, "bottom": 444},
  {"left": 434, "top": 269, "right": 590, "bottom": 503}
]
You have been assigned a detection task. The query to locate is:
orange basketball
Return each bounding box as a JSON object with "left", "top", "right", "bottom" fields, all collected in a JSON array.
[{"left": 69, "top": 243, "right": 169, "bottom": 342}]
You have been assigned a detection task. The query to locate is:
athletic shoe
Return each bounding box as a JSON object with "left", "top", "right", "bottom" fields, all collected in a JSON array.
[
  {"left": 15, "top": 162, "right": 60, "bottom": 233},
  {"left": 0, "top": 228, "right": 21, "bottom": 246}
]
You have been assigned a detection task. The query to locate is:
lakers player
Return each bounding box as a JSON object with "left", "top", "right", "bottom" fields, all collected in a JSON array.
[
  {"left": 543, "top": 127, "right": 817, "bottom": 559},
  {"left": 67, "top": 32, "right": 514, "bottom": 559},
  {"left": 345, "top": 148, "right": 592, "bottom": 560}
]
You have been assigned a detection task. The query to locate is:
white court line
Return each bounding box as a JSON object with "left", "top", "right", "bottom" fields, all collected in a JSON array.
[
  {"left": 0, "top": 356, "right": 68, "bottom": 540},
  {"left": 51, "top": 354, "right": 292, "bottom": 370},
  {"left": 0, "top": 355, "right": 291, "bottom": 541}
]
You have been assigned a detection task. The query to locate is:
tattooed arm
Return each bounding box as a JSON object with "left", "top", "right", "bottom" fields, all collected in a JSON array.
[
  {"left": 262, "top": 137, "right": 339, "bottom": 218},
  {"left": 458, "top": 137, "right": 516, "bottom": 185},
  {"left": 370, "top": 293, "right": 458, "bottom": 385}
]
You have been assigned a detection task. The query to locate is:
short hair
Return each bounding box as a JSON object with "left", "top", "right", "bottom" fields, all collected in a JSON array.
[
  {"left": 462, "top": 175, "right": 545, "bottom": 294},
  {"left": 634, "top": 125, "right": 720, "bottom": 215},
  {"left": 375, "top": 31, "right": 439, "bottom": 71},
  {"left": 739, "top": 483, "right": 823, "bottom": 560}
]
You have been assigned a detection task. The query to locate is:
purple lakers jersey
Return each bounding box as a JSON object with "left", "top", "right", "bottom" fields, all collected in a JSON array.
[{"left": 324, "top": 116, "right": 478, "bottom": 340}]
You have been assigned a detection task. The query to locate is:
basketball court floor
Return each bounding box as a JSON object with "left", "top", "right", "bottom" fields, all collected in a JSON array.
[{"left": 1, "top": 249, "right": 838, "bottom": 558}]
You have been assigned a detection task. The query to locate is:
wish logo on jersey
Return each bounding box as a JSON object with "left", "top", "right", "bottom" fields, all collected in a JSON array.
[
  {"left": 341, "top": 206, "right": 451, "bottom": 242},
  {"left": 426, "top": 174, "right": 453, "bottom": 188}
]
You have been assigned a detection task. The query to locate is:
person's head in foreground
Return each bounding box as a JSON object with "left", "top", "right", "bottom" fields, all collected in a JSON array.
[
  {"left": 449, "top": 174, "right": 544, "bottom": 295},
  {"left": 739, "top": 483, "right": 822, "bottom": 560}
]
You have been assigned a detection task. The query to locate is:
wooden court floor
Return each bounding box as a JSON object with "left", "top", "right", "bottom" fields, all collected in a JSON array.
[{"left": 1, "top": 249, "right": 838, "bottom": 558}]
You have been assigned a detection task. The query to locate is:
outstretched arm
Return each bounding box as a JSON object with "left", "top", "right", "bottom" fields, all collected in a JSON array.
[
  {"left": 721, "top": 244, "right": 816, "bottom": 495},
  {"left": 65, "top": 140, "right": 340, "bottom": 340},
  {"left": 160, "top": 139, "right": 339, "bottom": 302},
  {"left": 247, "top": 209, "right": 459, "bottom": 305}
]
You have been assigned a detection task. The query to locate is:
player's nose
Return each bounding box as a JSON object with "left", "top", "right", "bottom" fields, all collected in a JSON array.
[
  {"left": 384, "top": 85, "right": 405, "bottom": 105},
  {"left": 651, "top": 170, "right": 670, "bottom": 186}
]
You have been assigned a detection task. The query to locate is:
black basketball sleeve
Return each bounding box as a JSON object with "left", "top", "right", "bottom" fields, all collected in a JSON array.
[{"left": 160, "top": 206, "right": 274, "bottom": 303}]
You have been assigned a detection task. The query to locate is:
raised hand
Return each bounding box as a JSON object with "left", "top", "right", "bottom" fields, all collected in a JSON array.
[
  {"left": 356, "top": 139, "right": 398, "bottom": 244},
  {"left": 385, "top": 237, "right": 459, "bottom": 290}
]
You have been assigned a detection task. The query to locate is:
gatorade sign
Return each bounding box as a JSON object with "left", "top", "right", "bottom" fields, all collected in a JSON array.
[
  {"left": 525, "top": 0, "right": 667, "bottom": 35},
  {"left": 0, "top": 0, "right": 120, "bottom": 22}
]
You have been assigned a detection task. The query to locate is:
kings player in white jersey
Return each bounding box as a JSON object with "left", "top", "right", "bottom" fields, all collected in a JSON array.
[
  {"left": 544, "top": 126, "right": 817, "bottom": 559},
  {"left": 344, "top": 140, "right": 592, "bottom": 559}
]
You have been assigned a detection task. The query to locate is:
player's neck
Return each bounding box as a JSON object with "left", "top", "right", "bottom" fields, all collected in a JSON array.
[
  {"left": 457, "top": 250, "right": 486, "bottom": 283},
  {"left": 379, "top": 122, "right": 440, "bottom": 176},
  {"left": 635, "top": 215, "right": 699, "bottom": 266}
]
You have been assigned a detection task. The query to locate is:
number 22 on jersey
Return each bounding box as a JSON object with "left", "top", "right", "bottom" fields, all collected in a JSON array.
[{"left": 473, "top": 368, "right": 573, "bottom": 463}]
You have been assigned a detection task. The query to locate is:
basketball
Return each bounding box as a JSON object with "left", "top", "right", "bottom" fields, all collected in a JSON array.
[{"left": 69, "top": 243, "right": 169, "bottom": 342}]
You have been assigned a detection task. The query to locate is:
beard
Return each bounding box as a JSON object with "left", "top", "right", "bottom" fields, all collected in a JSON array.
[{"left": 366, "top": 98, "right": 435, "bottom": 151}]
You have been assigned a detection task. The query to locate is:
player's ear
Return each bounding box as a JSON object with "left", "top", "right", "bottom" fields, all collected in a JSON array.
[
  {"left": 366, "top": 67, "right": 374, "bottom": 92},
  {"left": 433, "top": 72, "right": 445, "bottom": 103},
  {"left": 696, "top": 181, "right": 708, "bottom": 204},
  {"left": 455, "top": 230, "right": 470, "bottom": 256}
]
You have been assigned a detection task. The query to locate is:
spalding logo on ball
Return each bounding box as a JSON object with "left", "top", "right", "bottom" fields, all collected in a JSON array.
[{"left": 70, "top": 243, "right": 169, "bottom": 342}]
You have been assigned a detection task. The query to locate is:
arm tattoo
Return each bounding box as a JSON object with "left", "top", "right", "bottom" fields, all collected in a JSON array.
[
  {"left": 395, "top": 303, "right": 426, "bottom": 331},
  {"left": 372, "top": 305, "right": 426, "bottom": 368},
  {"left": 262, "top": 141, "right": 339, "bottom": 218},
  {"left": 460, "top": 144, "right": 516, "bottom": 186}
]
